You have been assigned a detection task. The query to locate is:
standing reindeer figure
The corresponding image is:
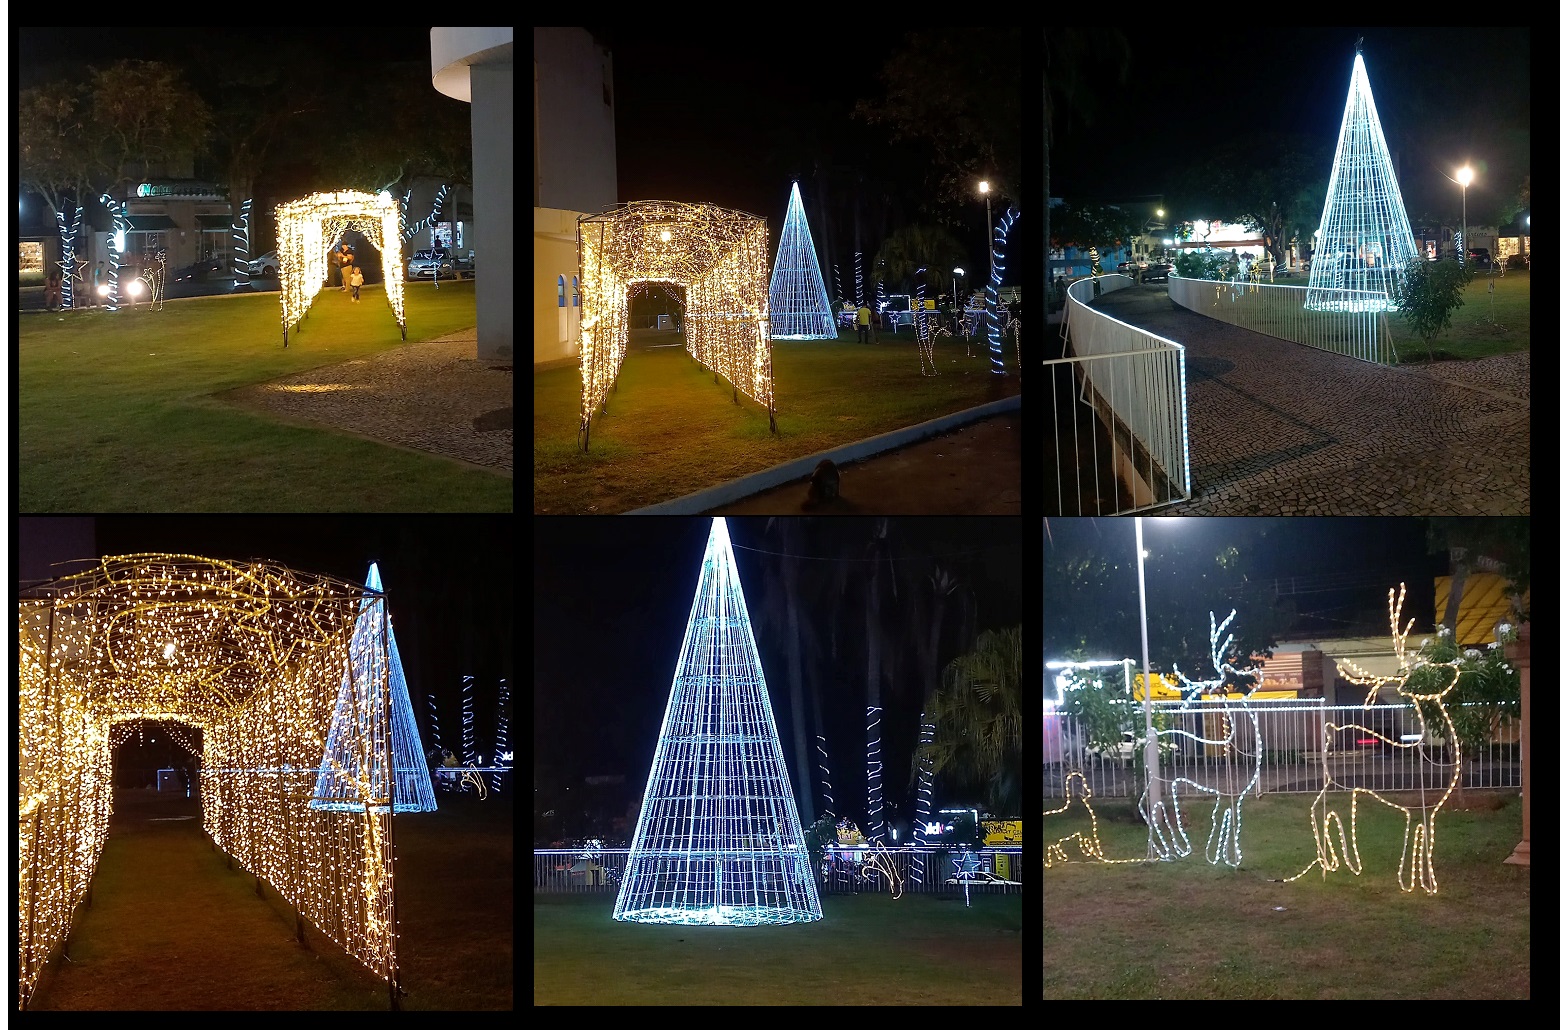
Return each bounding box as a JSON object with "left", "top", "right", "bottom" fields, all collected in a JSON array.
[
  {"left": 1297, "top": 584, "right": 1462, "bottom": 894},
  {"left": 1139, "top": 610, "right": 1265, "bottom": 866}
]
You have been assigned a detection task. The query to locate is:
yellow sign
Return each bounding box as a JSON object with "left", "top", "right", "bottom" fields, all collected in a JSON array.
[
  {"left": 982, "top": 819, "right": 1022, "bottom": 844},
  {"left": 1131, "top": 672, "right": 1182, "bottom": 700}
]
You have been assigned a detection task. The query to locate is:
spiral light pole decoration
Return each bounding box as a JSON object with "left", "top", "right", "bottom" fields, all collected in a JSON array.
[{"left": 983, "top": 207, "right": 1020, "bottom": 374}]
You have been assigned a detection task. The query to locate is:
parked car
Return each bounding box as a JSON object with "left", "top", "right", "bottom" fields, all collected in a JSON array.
[
  {"left": 248, "top": 251, "right": 279, "bottom": 277},
  {"left": 409, "top": 248, "right": 474, "bottom": 280},
  {"left": 1467, "top": 247, "right": 1492, "bottom": 269},
  {"left": 1504, "top": 253, "right": 1529, "bottom": 270},
  {"left": 1143, "top": 261, "right": 1173, "bottom": 283},
  {"left": 171, "top": 257, "right": 228, "bottom": 283}
]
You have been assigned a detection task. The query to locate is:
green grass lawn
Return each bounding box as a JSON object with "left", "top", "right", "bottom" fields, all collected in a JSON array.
[
  {"left": 18, "top": 281, "right": 512, "bottom": 512},
  {"left": 534, "top": 329, "right": 1022, "bottom": 513},
  {"left": 1042, "top": 790, "right": 1529, "bottom": 999},
  {"left": 534, "top": 891, "right": 1022, "bottom": 1005},
  {"left": 1225, "top": 268, "right": 1530, "bottom": 362}
]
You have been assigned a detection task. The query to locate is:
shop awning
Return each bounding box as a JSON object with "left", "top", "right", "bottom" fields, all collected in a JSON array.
[{"left": 124, "top": 215, "right": 178, "bottom": 230}]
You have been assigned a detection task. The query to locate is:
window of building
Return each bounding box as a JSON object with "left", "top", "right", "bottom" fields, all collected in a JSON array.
[
  {"left": 558, "top": 275, "right": 566, "bottom": 308},
  {"left": 572, "top": 276, "right": 580, "bottom": 307}
]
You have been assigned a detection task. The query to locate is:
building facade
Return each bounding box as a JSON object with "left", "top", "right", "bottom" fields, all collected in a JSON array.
[
  {"left": 432, "top": 26, "right": 514, "bottom": 364},
  {"left": 533, "top": 27, "right": 618, "bottom": 367}
]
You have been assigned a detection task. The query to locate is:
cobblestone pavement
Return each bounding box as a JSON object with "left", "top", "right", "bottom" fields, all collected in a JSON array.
[
  {"left": 221, "top": 330, "right": 513, "bottom": 474},
  {"left": 1085, "top": 285, "right": 1529, "bottom": 514}
]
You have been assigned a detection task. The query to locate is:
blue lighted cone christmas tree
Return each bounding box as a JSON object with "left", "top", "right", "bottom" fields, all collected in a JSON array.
[
  {"left": 614, "top": 517, "right": 824, "bottom": 926},
  {"left": 311, "top": 562, "right": 438, "bottom": 813},
  {"left": 768, "top": 181, "right": 837, "bottom": 339},
  {"left": 1305, "top": 43, "right": 1420, "bottom": 313}
]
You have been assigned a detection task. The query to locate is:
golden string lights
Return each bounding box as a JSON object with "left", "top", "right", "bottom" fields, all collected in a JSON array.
[
  {"left": 1042, "top": 770, "right": 1156, "bottom": 868},
  {"left": 577, "top": 201, "right": 775, "bottom": 449},
  {"left": 275, "top": 190, "right": 406, "bottom": 347},
  {"left": 1286, "top": 584, "right": 1463, "bottom": 894},
  {"left": 17, "top": 555, "right": 405, "bottom": 1008}
]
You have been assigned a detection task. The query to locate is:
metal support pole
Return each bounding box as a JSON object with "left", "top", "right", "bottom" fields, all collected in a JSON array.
[{"left": 1136, "top": 518, "right": 1162, "bottom": 851}]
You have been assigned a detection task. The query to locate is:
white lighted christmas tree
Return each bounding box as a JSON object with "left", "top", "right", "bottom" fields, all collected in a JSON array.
[
  {"left": 311, "top": 562, "right": 438, "bottom": 813},
  {"left": 1305, "top": 45, "right": 1420, "bottom": 312},
  {"left": 768, "top": 181, "right": 837, "bottom": 339},
  {"left": 614, "top": 517, "right": 823, "bottom": 926}
]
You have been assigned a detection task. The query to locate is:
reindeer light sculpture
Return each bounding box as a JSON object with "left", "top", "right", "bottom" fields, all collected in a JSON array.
[
  {"left": 1289, "top": 584, "right": 1461, "bottom": 894},
  {"left": 1139, "top": 610, "right": 1265, "bottom": 866}
]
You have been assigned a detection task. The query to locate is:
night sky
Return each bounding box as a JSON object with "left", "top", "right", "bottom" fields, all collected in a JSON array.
[
  {"left": 534, "top": 517, "right": 1024, "bottom": 843},
  {"left": 1042, "top": 516, "right": 1463, "bottom": 659},
  {"left": 17, "top": 516, "right": 513, "bottom": 789},
  {"left": 1049, "top": 26, "right": 1530, "bottom": 228},
  {"left": 582, "top": 27, "right": 1021, "bottom": 291}
]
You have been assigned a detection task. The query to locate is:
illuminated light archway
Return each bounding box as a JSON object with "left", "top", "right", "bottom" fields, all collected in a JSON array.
[
  {"left": 577, "top": 201, "right": 776, "bottom": 450},
  {"left": 276, "top": 190, "right": 407, "bottom": 347},
  {"left": 614, "top": 518, "right": 822, "bottom": 926},
  {"left": 17, "top": 555, "right": 433, "bottom": 1009}
]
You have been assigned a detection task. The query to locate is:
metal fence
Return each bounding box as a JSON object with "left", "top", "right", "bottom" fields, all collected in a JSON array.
[
  {"left": 1042, "top": 699, "right": 1521, "bottom": 799},
  {"left": 1168, "top": 273, "right": 1397, "bottom": 365},
  {"left": 1045, "top": 275, "right": 1190, "bottom": 514},
  {"left": 534, "top": 847, "right": 1023, "bottom": 895}
]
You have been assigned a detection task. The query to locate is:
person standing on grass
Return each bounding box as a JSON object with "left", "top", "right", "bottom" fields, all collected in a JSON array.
[
  {"left": 856, "top": 301, "right": 871, "bottom": 344},
  {"left": 351, "top": 265, "right": 364, "bottom": 302},
  {"left": 339, "top": 245, "right": 354, "bottom": 291}
]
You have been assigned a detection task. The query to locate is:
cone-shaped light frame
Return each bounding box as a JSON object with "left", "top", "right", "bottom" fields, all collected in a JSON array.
[
  {"left": 310, "top": 562, "right": 437, "bottom": 813},
  {"left": 1305, "top": 52, "right": 1420, "bottom": 312},
  {"left": 768, "top": 182, "right": 838, "bottom": 339},
  {"left": 614, "top": 517, "right": 823, "bottom": 926}
]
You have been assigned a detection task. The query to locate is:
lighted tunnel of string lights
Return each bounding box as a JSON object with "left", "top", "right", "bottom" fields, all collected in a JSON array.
[
  {"left": 614, "top": 518, "right": 823, "bottom": 927},
  {"left": 577, "top": 201, "right": 776, "bottom": 450},
  {"left": 276, "top": 190, "right": 407, "bottom": 347},
  {"left": 16, "top": 555, "right": 435, "bottom": 1009},
  {"left": 1305, "top": 50, "right": 1420, "bottom": 313}
]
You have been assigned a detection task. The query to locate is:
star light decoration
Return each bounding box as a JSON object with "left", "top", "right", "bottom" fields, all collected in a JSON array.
[
  {"left": 1139, "top": 609, "right": 1265, "bottom": 866},
  {"left": 275, "top": 190, "right": 406, "bottom": 347},
  {"left": 768, "top": 181, "right": 837, "bottom": 339},
  {"left": 1286, "top": 584, "right": 1463, "bottom": 894},
  {"left": 613, "top": 517, "right": 822, "bottom": 927},
  {"left": 578, "top": 201, "right": 776, "bottom": 450},
  {"left": 17, "top": 555, "right": 422, "bottom": 1008},
  {"left": 1305, "top": 47, "right": 1420, "bottom": 312}
]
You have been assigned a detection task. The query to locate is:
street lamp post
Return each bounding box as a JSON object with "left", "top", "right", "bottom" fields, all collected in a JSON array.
[
  {"left": 952, "top": 266, "right": 963, "bottom": 317},
  {"left": 978, "top": 179, "right": 994, "bottom": 341},
  {"left": 1135, "top": 517, "right": 1162, "bottom": 845},
  {"left": 1457, "top": 165, "right": 1473, "bottom": 267}
]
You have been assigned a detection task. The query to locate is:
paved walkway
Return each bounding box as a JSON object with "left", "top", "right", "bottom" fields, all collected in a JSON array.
[
  {"left": 1086, "top": 285, "right": 1529, "bottom": 514},
  {"left": 703, "top": 410, "right": 1022, "bottom": 515},
  {"left": 220, "top": 330, "right": 513, "bottom": 475}
]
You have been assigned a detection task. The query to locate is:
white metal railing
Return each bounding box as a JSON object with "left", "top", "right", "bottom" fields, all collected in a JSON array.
[
  {"left": 1046, "top": 276, "right": 1190, "bottom": 514},
  {"left": 533, "top": 847, "right": 1023, "bottom": 894},
  {"left": 1042, "top": 700, "right": 1521, "bottom": 798},
  {"left": 1168, "top": 273, "right": 1397, "bottom": 365}
]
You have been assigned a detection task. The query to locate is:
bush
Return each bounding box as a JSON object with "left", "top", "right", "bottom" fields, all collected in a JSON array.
[{"left": 1395, "top": 258, "right": 1476, "bottom": 361}]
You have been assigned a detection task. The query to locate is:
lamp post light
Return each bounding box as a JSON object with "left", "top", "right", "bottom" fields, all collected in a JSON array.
[
  {"left": 978, "top": 178, "right": 993, "bottom": 290},
  {"left": 1134, "top": 515, "right": 1182, "bottom": 853},
  {"left": 1456, "top": 165, "right": 1473, "bottom": 267},
  {"left": 952, "top": 266, "right": 963, "bottom": 317}
]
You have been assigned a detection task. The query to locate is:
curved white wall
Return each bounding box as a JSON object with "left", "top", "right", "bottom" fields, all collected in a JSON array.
[{"left": 432, "top": 27, "right": 513, "bottom": 364}]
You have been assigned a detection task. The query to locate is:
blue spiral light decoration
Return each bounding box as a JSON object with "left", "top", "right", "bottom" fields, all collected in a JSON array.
[
  {"left": 614, "top": 518, "right": 822, "bottom": 926},
  {"left": 100, "top": 193, "right": 131, "bottom": 313},
  {"left": 816, "top": 734, "right": 835, "bottom": 816},
  {"left": 908, "top": 712, "right": 937, "bottom": 884},
  {"left": 984, "top": 207, "right": 1020, "bottom": 374},
  {"left": 54, "top": 205, "right": 86, "bottom": 309},
  {"left": 232, "top": 199, "right": 253, "bottom": 289},
  {"left": 866, "top": 704, "right": 885, "bottom": 842}
]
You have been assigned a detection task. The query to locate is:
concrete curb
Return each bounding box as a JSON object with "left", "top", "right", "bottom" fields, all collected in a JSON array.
[{"left": 626, "top": 393, "right": 1023, "bottom": 514}]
